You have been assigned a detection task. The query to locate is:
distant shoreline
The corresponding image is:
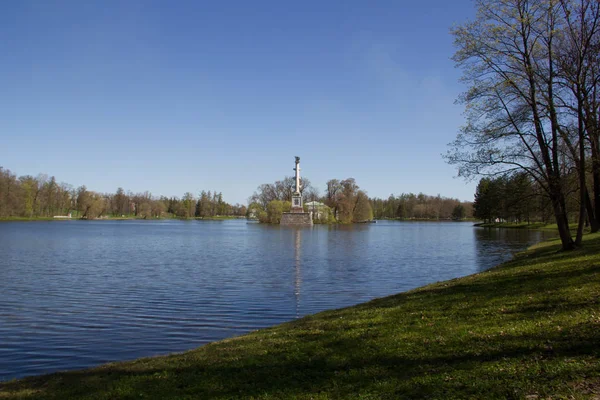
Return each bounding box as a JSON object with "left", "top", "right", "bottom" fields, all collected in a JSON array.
[
  {"left": 0, "top": 217, "right": 477, "bottom": 224},
  {"left": 473, "top": 222, "right": 581, "bottom": 232},
  {"left": 0, "top": 216, "right": 244, "bottom": 222},
  {"left": 377, "top": 217, "right": 479, "bottom": 222}
]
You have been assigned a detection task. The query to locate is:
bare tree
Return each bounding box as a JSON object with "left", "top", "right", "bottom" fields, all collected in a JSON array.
[{"left": 446, "top": 0, "right": 584, "bottom": 250}]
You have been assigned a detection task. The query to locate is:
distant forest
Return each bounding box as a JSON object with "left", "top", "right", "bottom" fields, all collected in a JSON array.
[
  {"left": 0, "top": 166, "right": 473, "bottom": 222},
  {"left": 0, "top": 167, "right": 246, "bottom": 219},
  {"left": 370, "top": 194, "right": 473, "bottom": 220},
  {"left": 472, "top": 173, "right": 583, "bottom": 225}
]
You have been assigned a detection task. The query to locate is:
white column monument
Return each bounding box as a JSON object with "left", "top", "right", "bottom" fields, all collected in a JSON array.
[
  {"left": 291, "top": 156, "right": 303, "bottom": 212},
  {"left": 280, "top": 156, "right": 313, "bottom": 226}
]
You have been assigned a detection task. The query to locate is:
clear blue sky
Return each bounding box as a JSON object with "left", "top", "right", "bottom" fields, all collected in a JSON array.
[{"left": 0, "top": 0, "right": 476, "bottom": 204}]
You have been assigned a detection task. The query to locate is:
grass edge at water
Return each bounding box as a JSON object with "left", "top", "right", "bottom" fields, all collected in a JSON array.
[{"left": 1, "top": 233, "right": 599, "bottom": 399}]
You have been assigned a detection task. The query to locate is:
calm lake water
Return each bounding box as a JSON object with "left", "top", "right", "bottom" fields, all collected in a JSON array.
[{"left": 0, "top": 220, "right": 554, "bottom": 381}]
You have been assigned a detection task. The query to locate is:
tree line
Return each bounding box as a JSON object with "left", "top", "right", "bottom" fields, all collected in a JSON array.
[
  {"left": 446, "top": 0, "right": 600, "bottom": 250},
  {"left": 0, "top": 166, "right": 245, "bottom": 219},
  {"left": 473, "top": 173, "right": 561, "bottom": 224},
  {"left": 370, "top": 193, "right": 473, "bottom": 220},
  {"left": 249, "top": 176, "right": 473, "bottom": 223},
  {"left": 2, "top": 166, "right": 475, "bottom": 224}
]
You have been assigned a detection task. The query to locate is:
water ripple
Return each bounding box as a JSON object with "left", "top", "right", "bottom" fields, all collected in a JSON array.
[{"left": 0, "top": 220, "right": 553, "bottom": 381}]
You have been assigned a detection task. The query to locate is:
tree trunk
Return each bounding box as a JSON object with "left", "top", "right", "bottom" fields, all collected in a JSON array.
[
  {"left": 576, "top": 186, "right": 586, "bottom": 246},
  {"left": 592, "top": 149, "right": 600, "bottom": 233},
  {"left": 551, "top": 189, "right": 575, "bottom": 251},
  {"left": 584, "top": 101, "right": 600, "bottom": 232},
  {"left": 576, "top": 97, "right": 587, "bottom": 246},
  {"left": 584, "top": 187, "right": 600, "bottom": 232}
]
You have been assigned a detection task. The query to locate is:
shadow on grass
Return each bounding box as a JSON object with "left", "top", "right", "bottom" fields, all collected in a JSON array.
[
  {"left": 351, "top": 260, "right": 600, "bottom": 318},
  {"left": 2, "top": 235, "right": 600, "bottom": 399},
  {"left": 2, "top": 324, "right": 599, "bottom": 399}
]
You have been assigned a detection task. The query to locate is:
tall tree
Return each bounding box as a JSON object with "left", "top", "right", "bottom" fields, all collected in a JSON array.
[
  {"left": 19, "top": 175, "right": 38, "bottom": 218},
  {"left": 447, "top": 0, "right": 579, "bottom": 250},
  {"left": 555, "top": 0, "right": 600, "bottom": 240},
  {"left": 114, "top": 187, "right": 127, "bottom": 216},
  {"left": 353, "top": 190, "right": 373, "bottom": 222},
  {"left": 182, "top": 192, "right": 196, "bottom": 218},
  {"left": 452, "top": 204, "right": 466, "bottom": 220}
]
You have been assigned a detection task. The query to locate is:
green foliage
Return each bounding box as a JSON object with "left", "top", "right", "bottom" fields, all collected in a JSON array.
[
  {"left": 473, "top": 174, "right": 547, "bottom": 224},
  {"left": 451, "top": 204, "right": 465, "bottom": 220},
  {"left": 3, "top": 234, "right": 600, "bottom": 399},
  {"left": 266, "top": 200, "right": 291, "bottom": 224},
  {"left": 246, "top": 202, "right": 263, "bottom": 219},
  {"left": 353, "top": 190, "right": 373, "bottom": 222},
  {"left": 0, "top": 166, "right": 246, "bottom": 220},
  {"left": 371, "top": 193, "right": 473, "bottom": 220},
  {"left": 249, "top": 176, "right": 314, "bottom": 209},
  {"left": 325, "top": 178, "right": 373, "bottom": 223},
  {"left": 256, "top": 210, "right": 268, "bottom": 223},
  {"left": 473, "top": 178, "right": 494, "bottom": 222},
  {"left": 254, "top": 200, "right": 292, "bottom": 224},
  {"left": 137, "top": 203, "right": 152, "bottom": 219},
  {"left": 76, "top": 186, "right": 106, "bottom": 219}
]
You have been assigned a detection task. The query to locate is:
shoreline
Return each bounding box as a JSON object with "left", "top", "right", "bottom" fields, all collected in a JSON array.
[
  {"left": 0, "top": 217, "right": 465, "bottom": 224},
  {"left": 1, "top": 233, "right": 599, "bottom": 398},
  {"left": 0, "top": 216, "right": 243, "bottom": 222},
  {"left": 474, "top": 222, "right": 582, "bottom": 232}
]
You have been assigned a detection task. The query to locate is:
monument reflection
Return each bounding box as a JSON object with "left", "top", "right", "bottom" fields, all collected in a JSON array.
[{"left": 294, "top": 228, "right": 302, "bottom": 318}]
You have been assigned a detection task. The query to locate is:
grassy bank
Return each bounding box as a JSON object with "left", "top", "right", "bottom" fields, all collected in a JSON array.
[
  {"left": 0, "top": 217, "right": 58, "bottom": 222},
  {"left": 2, "top": 236, "right": 599, "bottom": 399}
]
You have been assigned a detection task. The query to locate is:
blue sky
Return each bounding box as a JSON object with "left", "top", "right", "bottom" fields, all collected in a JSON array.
[{"left": 1, "top": 0, "right": 476, "bottom": 204}]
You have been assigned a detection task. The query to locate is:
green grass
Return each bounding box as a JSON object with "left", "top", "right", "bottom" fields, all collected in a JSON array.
[
  {"left": 2, "top": 235, "right": 600, "bottom": 399},
  {"left": 0, "top": 216, "right": 59, "bottom": 221}
]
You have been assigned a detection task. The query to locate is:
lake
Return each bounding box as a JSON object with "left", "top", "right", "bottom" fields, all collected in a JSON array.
[{"left": 0, "top": 220, "right": 554, "bottom": 381}]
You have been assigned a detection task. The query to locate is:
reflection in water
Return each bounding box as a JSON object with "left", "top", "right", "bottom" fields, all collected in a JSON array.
[
  {"left": 473, "top": 227, "right": 557, "bottom": 271},
  {"left": 294, "top": 229, "right": 302, "bottom": 318}
]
